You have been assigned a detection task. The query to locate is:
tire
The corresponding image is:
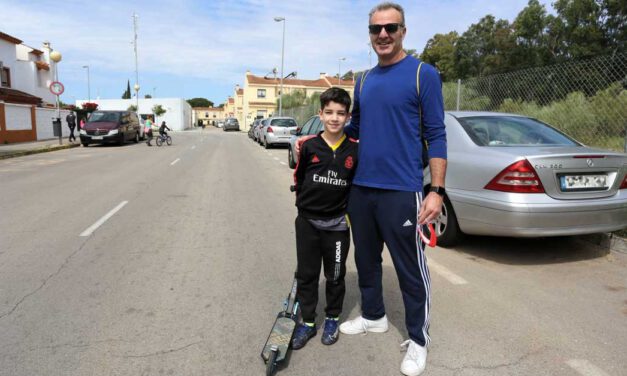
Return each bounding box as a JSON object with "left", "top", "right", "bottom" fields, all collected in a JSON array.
[
  {"left": 134, "top": 132, "right": 139, "bottom": 143},
  {"left": 266, "top": 349, "right": 278, "bottom": 376},
  {"left": 264, "top": 138, "right": 270, "bottom": 149},
  {"left": 117, "top": 134, "right": 124, "bottom": 146},
  {"left": 431, "top": 195, "right": 462, "bottom": 248},
  {"left": 166, "top": 136, "right": 172, "bottom": 146},
  {"left": 156, "top": 136, "right": 163, "bottom": 147},
  {"left": 82, "top": 143, "right": 89, "bottom": 147},
  {"left": 288, "top": 148, "right": 296, "bottom": 169}
]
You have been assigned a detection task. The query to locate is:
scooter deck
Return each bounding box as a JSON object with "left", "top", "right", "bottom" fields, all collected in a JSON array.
[{"left": 261, "top": 314, "right": 297, "bottom": 362}]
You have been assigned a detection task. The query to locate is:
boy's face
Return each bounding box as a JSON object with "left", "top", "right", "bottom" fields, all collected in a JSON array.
[{"left": 319, "top": 101, "right": 349, "bottom": 137}]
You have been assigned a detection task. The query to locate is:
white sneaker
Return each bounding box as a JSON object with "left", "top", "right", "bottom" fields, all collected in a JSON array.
[
  {"left": 339, "top": 315, "right": 389, "bottom": 335},
  {"left": 400, "top": 339, "right": 427, "bottom": 376}
]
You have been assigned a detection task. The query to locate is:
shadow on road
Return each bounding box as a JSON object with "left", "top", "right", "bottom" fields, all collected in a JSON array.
[{"left": 447, "top": 235, "right": 609, "bottom": 265}]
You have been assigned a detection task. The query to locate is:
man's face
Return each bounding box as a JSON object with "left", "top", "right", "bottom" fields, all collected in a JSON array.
[{"left": 369, "top": 8, "right": 406, "bottom": 62}]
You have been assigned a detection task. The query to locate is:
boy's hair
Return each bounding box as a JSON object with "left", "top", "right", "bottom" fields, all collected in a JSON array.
[
  {"left": 369, "top": 2, "right": 405, "bottom": 25},
  {"left": 320, "top": 87, "right": 351, "bottom": 113}
]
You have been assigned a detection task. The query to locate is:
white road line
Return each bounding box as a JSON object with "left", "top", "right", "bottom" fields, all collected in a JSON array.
[
  {"left": 273, "top": 157, "right": 279, "bottom": 161},
  {"left": 280, "top": 162, "right": 287, "bottom": 166},
  {"left": 170, "top": 158, "right": 180, "bottom": 166},
  {"left": 566, "top": 359, "right": 611, "bottom": 376},
  {"left": 191, "top": 145, "right": 196, "bottom": 150},
  {"left": 428, "top": 260, "right": 468, "bottom": 285},
  {"left": 80, "top": 201, "right": 128, "bottom": 237}
]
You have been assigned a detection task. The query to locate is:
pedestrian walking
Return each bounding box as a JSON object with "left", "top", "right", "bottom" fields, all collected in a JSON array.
[
  {"left": 145, "top": 116, "right": 154, "bottom": 146},
  {"left": 66, "top": 111, "right": 77, "bottom": 142},
  {"left": 338, "top": 3, "right": 448, "bottom": 376}
]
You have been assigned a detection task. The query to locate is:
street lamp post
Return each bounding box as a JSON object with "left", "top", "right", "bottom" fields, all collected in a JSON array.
[
  {"left": 274, "top": 16, "right": 285, "bottom": 116},
  {"left": 82, "top": 65, "right": 91, "bottom": 101},
  {"left": 368, "top": 42, "right": 372, "bottom": 67},
  {"left": 338, "top": 57, "right": 346, "bottom": 85},
  {"left": 132, "top": 12, "right": 140, "bottom": 112},
  {"left": 50, "top": 49, "right": 62, "bottom": 145}
]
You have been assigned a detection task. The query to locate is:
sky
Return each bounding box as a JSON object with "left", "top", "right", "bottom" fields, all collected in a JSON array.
[{"left": 0, "top": 0, "right": 553, "bottom": 106}]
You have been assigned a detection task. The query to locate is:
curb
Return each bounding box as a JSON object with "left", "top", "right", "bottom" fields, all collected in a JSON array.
[
  {"left": 579, "top": 233, "right": 627, "bottom": 254},
  {"left": 0, "top": 143, "right": 80, "bottom": 160}
]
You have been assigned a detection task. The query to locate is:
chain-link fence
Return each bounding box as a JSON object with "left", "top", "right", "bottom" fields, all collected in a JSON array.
[
  {"left": 285, "top": 54, "right": 626, "bottom": 152},
  {"left": 447, "top": 54, "right": 627, "bottom": 152}
]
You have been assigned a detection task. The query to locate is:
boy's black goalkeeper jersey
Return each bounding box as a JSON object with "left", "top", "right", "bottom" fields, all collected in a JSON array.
[{"left": 293, "top": 133, "right": 358, "bottom": 220}]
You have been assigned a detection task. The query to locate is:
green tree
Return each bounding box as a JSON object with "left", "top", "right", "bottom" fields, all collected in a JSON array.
[
  {"left": 420, "top": 32, "right": 459, "bottom": 81},
  {"left": 187, "top": 97, "right": 214, "bottom": 107},
  {"left": 122, "top": 80, "right": 131, "bottom": 99},
  {"left": 277, "top": 89, "right": 307, "bottom": 110},
  {"left": 599, "top": 0, "right": 626, "bottom": 56},
  {"left": 511, "top": 0, "right": 554, "bottom": 68},
  {"left": 127, "top": 104, "right": 137, "bottom": 112},
  {"left": 144, "top": 94, "right": 152, "bottom": 98},
  {"left": 552, "top": 0, "right": 606, "bottom": 59},
  {"left": 152, "top": 104, "right": 166, "bottom": 123}
]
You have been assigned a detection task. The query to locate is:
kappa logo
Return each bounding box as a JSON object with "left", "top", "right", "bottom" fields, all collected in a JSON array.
[
  {"left": 312, "top": 155, "right": 320, "bottom": 163},
  {"left": 344, "top": 156, "right": 354, "bottom": 169},
  {"left": 402, "top": 220, "right": 413, "bottom": 227}
]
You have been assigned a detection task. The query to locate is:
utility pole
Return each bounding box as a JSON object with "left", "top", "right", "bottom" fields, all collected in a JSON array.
[{"left": 132, "top": 12, "right": 140, "bottom": 111}]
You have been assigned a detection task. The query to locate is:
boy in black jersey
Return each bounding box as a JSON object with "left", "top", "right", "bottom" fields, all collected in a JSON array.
[{"left": 291, "top": 87, "right": 358, "bottom": 349}]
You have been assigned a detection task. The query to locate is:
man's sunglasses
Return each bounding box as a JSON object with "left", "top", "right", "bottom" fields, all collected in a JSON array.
[{"left": 368, "top": 23, "right": 404, "bottom": 35}]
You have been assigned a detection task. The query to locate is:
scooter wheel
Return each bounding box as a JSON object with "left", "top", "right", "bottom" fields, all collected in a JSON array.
[{"left": 266, "top": 348, "right": 278, "bottom": 376}]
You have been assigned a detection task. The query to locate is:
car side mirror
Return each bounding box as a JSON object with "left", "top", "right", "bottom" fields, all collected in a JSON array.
[{"left": 290, "top": 129, "right": 298, "bottom": 135}]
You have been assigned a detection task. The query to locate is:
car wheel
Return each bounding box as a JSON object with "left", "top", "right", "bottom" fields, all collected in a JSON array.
[
  {"left": 264, "top": 138, "right": 270, "bottom": 149},
  {"left": 431, "top": 195, "right": 462, "bottom": 248},
  {"left": 134, "top": 132, "right": 139, "bottom": 143},
  {"left": 288, "top": 148, "right": 296, "bottom": 169},
  {"left": 82, "top": 143, "right": 89, "bottom": 147}
]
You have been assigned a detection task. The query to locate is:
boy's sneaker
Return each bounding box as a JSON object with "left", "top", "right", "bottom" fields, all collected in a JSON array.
[
  {"left": 400, "top": 339, "right": 427, "bottom": 376},
  {"left": 321, "top": 317, "right": 339, "bottom": 345},
  {"left": 339, "top": 315, "right": 389, "bottom": 335},
  {"left": 291, "top": 323, "right": 316, "bottom": 350}
]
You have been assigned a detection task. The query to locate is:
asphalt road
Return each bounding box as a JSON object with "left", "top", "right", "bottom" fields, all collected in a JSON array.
[{"left": 1, "top": 128, "right": 625, "bottom": 376}]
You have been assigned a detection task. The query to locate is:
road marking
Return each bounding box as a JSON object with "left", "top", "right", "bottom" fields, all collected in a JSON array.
[
  {"left": 191, "top": 145, "right": 196, "bottom": 150},
  {"left": 428, "top": 260, "right": 468, "bottom": 285},
  {"left": 273, "top": 157, "right": 279, "bottom": 161},
  {"left": 170, "top": 158, "right": 180, "bottom": 166},
  {"left": 280, "top": 162, "right": 287, "bottom": 166},
  {"left": 566, "top": 360, "right": 610, "bottom": 376},
  {"left": 80, "top": 201, "right": 128, "bottom": 237}
]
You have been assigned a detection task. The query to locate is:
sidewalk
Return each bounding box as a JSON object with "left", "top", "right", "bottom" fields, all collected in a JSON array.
[{"left": 0, "top": 138, "right": 80, "bottom": 160}]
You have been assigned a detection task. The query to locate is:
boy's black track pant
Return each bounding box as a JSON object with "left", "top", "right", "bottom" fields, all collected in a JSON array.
[{"left": 295, "top": 215, "right": 350, "bottom": 323}]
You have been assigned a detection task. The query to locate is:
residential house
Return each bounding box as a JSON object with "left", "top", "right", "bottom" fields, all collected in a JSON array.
[
  {"left": 1, "top": 31, "right": 72, "bottom": 143},
  {"left": 232, "top": 71, "right": 355, "bottom": 131},
  {"left": 192, "top": 106, "right": 225, "bottom": 126}
]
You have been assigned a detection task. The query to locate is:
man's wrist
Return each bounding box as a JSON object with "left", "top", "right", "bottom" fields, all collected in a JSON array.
[{"left": 429, "top": 186, "right": 445, "bottom": 197}]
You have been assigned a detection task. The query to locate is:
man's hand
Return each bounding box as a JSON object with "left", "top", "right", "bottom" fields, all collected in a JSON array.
[
  {"left": 418, "top": 192, "right": 443, "bottom": 225},
  {"left": 295, "top": 135, "right": 315, "bottom": 155}
]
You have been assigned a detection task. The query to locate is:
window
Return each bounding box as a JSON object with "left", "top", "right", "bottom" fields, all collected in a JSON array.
[
  {"left": 257, "top": 89, "right": 266, "bottom": 98},
  {"left": 205, "top": 112, "right": 209, "bottom": 118},
  {"left": 1, "top": 67, "right": 10, "bottom": 88},
  {"left": 300, "top": 117, "right": 315, "bottom": 135}
]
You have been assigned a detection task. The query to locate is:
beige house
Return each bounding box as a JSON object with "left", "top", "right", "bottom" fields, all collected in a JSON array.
[
  {"left": 227, "top": 71, "right": 355, "bottom": 131},
  {"left": 192, "top": 106, "right": 225, "bottom": 126}
]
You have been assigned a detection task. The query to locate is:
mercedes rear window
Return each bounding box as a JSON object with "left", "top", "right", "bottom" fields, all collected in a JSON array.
[{"left": 271, "top": 119, "right": 297, "bottom": 127}]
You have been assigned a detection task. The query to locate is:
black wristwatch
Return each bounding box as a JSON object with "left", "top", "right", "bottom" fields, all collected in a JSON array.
[{"left": 429, "top": 186, "right": 445, "bottom": 197}]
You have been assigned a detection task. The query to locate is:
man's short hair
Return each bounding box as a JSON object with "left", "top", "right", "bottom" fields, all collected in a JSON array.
[
  {"left": 320, "top": 87, "right": 351, "bottom": 113},
  {"left": 369, "top": 2, "right": 405, "bottom": 25}
]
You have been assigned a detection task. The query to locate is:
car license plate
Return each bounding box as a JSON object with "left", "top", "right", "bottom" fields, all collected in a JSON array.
[
  {"left": 559, "top": 174, "right": 608, "bottom": 191},
  {"left": 91, "top": 136, "right": 103, "bottom": 140}
]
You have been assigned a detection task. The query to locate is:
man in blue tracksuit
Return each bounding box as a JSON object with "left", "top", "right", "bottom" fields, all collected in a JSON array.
[{"left": 338, "top": 3, "right": 447, "bottom": 376}]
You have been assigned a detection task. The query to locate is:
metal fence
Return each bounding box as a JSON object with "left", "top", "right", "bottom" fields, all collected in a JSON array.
[
  {"left": 448, "top": 53, "right": 627, "bottom": 152},
  {"left": 285, "top": 54, "right": 626, "bottom": 152}
]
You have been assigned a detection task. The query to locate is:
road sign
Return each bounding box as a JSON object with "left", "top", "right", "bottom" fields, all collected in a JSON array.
[{"left": 49, "top": 81, "right": 64, "bottom": 96}]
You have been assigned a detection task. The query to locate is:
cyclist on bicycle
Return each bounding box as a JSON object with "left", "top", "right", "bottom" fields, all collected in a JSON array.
[{"left": 159, "top": 121, "right": 171, "bottom": 138}]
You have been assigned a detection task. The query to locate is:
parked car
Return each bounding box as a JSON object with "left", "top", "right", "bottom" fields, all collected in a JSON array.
[
  {"left": 223, "top": 117, "right": 240, "bottom": 131},
  {"left": 288, "top": 115, "right": 324, "bottom": 168},
  {"left": 217, "top": 121, "right": 224, "bottom": 128},
  {"left": 249, "top": 118, "right": 263, "bottom": 140},
  {"left": 427, "top": 111, "right": 627, "bottom": 247},
  {"left": 255, "top": 119, "right": 268, "bottom": 144},
  {"left": 260, "top": 116, "right": 298, "bottom": 149},
  {"left": 79, "top": 110, "right": 141, "bottom": 146}
]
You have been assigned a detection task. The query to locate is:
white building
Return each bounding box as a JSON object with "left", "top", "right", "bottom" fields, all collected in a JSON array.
[{"left": 75, "top": 98, "right": 193, "bottom": 131}]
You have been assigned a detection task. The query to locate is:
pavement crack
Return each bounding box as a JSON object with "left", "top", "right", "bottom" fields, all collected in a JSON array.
[
  {"left": 111, "top": 341, "right": 202, "bottom": 358},
  {"left": 0, "top": 237, "right": 91, "bottom": 321}
]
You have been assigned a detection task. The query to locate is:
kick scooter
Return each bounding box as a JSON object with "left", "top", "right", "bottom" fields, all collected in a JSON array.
[{"left": 261, "top": 277, "right": 299, "bottom": 376}]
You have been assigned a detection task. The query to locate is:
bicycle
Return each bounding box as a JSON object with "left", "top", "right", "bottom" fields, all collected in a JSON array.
[{"left": 155, "top": 133, "right": 172, "bottom": 146}]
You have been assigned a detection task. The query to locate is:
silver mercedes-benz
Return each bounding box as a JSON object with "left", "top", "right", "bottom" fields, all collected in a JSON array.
[{"left": 426, "top": 112, "right": 627, "bottom": 247}]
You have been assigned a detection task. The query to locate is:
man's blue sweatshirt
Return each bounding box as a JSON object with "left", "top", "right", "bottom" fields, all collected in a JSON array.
[{"left": 344, "top": 56, "right": 447, "bottom": 192}]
